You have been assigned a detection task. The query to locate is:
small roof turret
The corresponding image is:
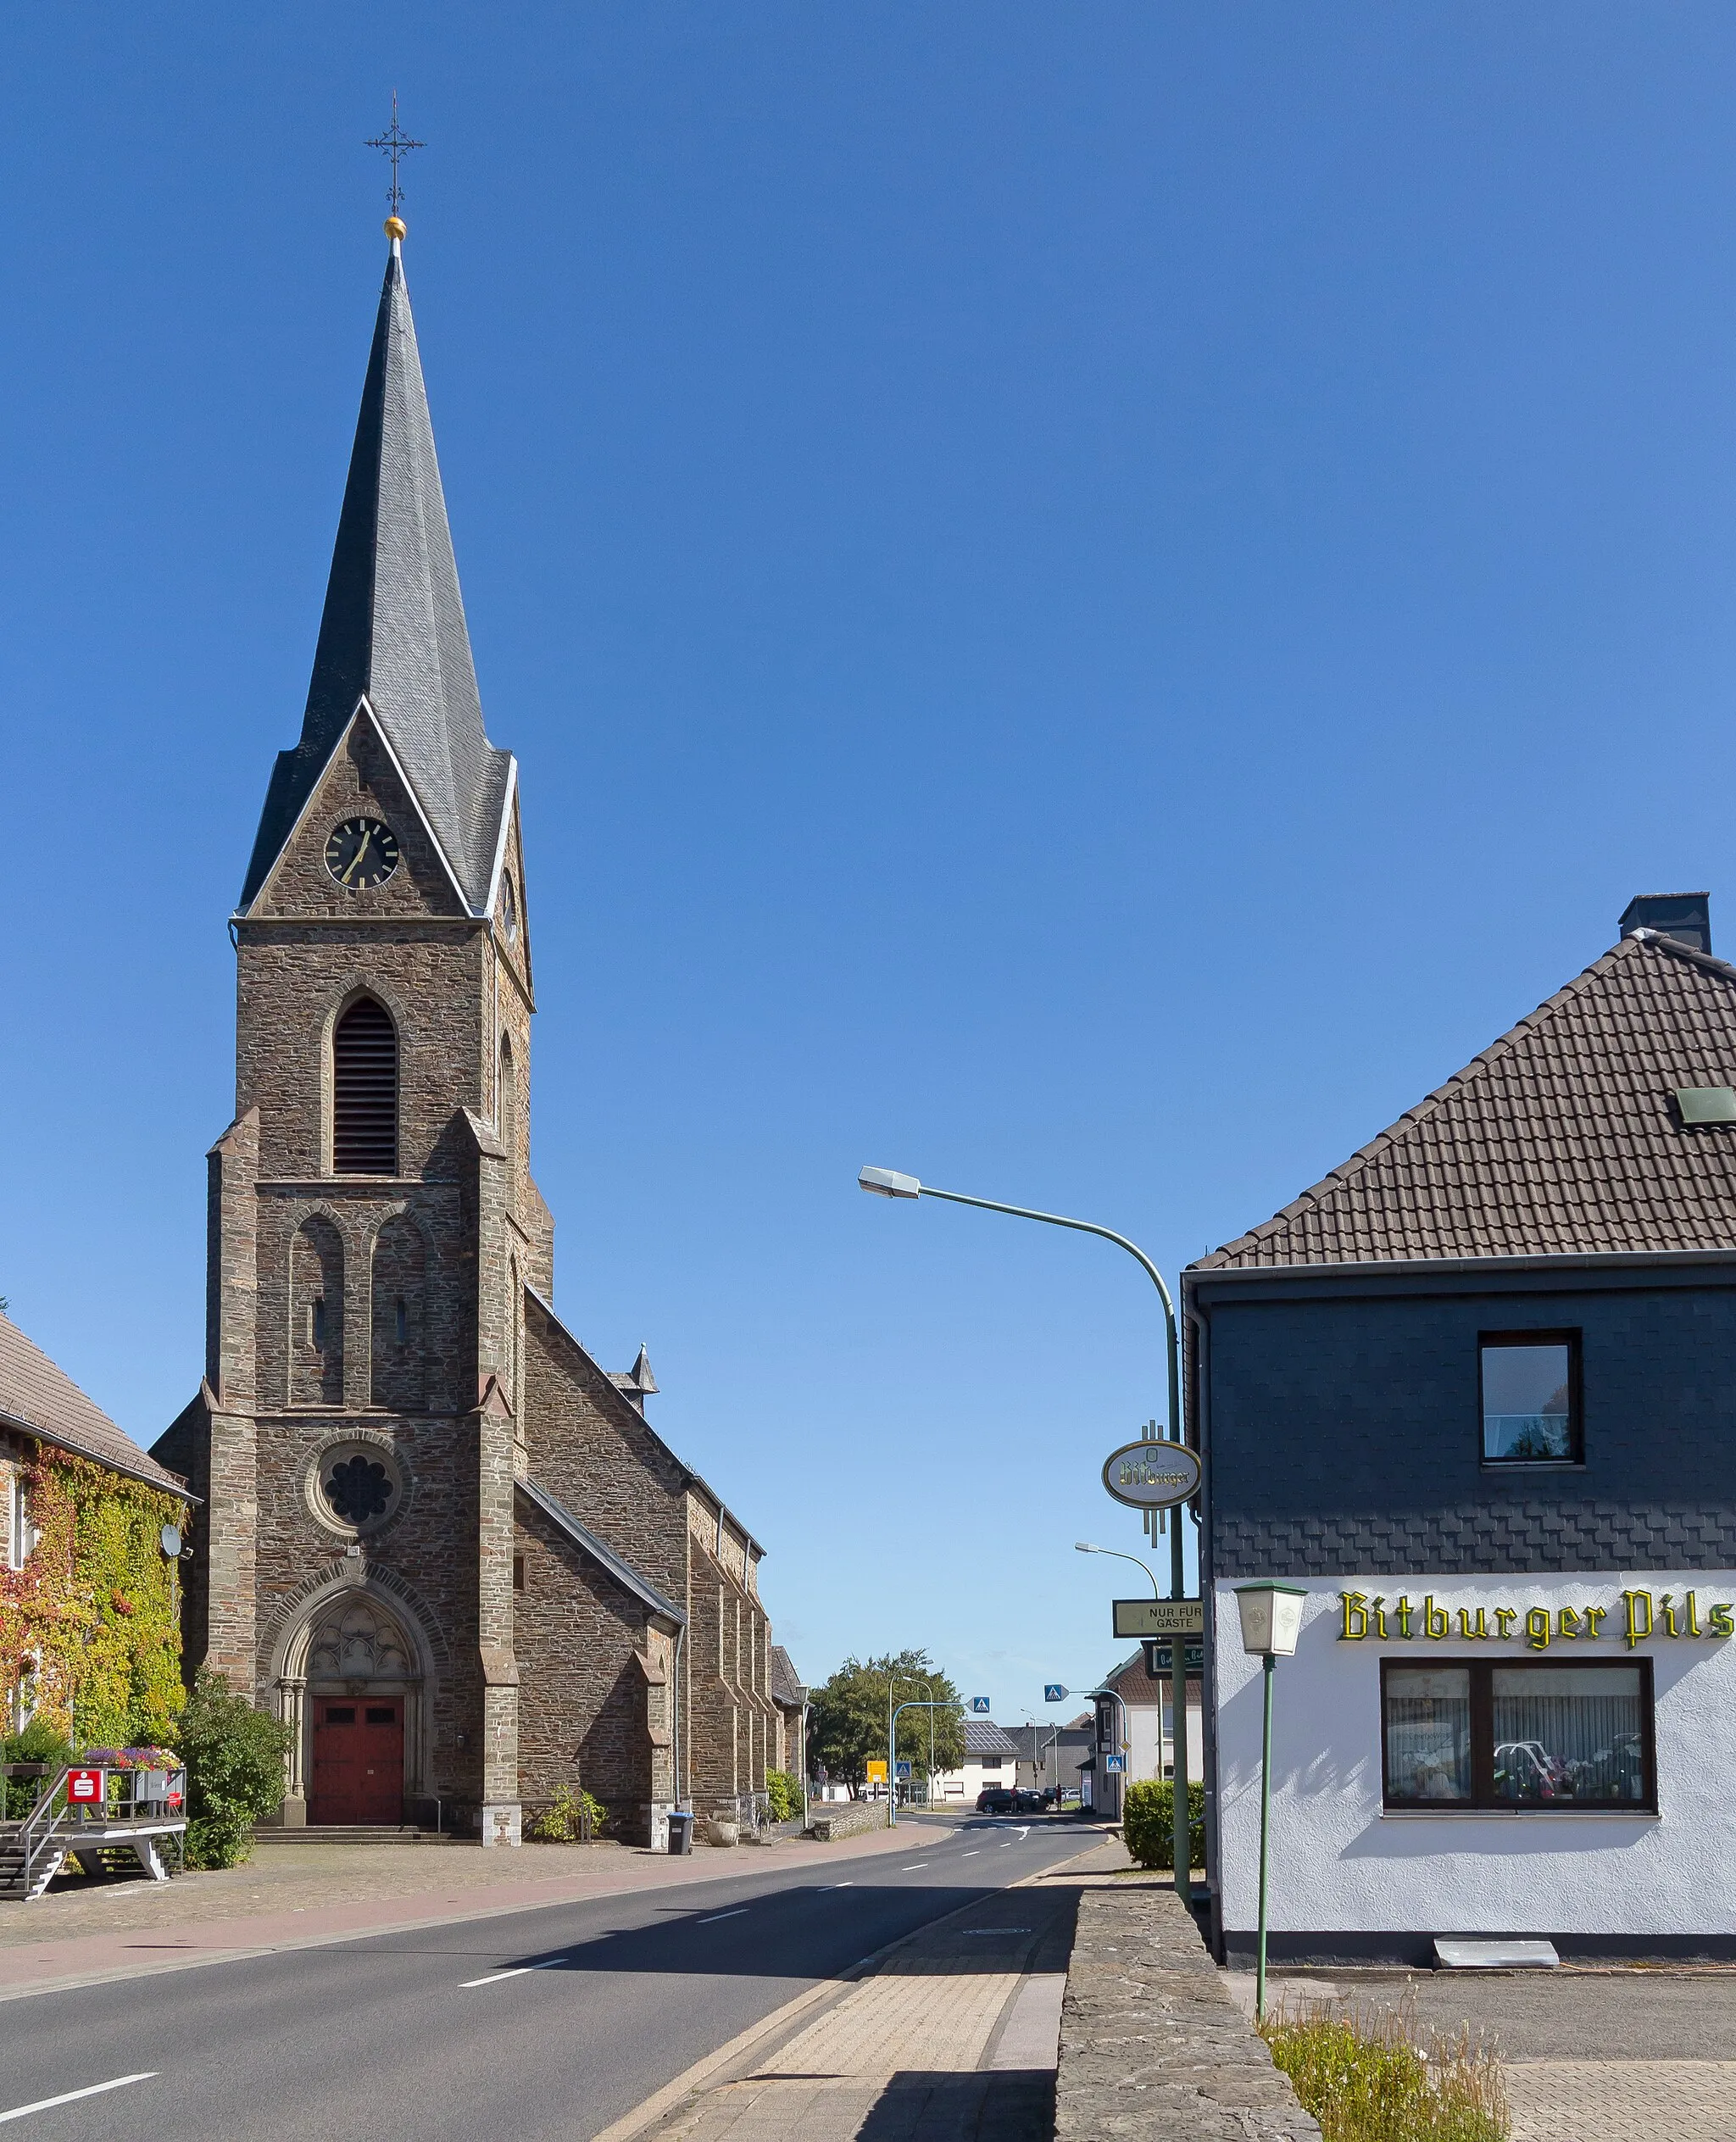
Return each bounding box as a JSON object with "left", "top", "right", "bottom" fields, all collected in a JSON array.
[{"left": 609, "top": 1345, "right": 659, "bottom": 1414}]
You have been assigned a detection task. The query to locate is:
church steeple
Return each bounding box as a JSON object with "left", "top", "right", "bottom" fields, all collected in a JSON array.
[{"left": 239, "top": 231, "right": 511, "bottom": 915}]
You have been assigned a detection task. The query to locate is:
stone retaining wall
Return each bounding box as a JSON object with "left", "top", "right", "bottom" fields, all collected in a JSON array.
[
  {"left": 804, "top": 1802, "right": 889, "bottom": 1843},
  {"left": 1055, "top": 1880, "right": 1321, "bottom": 2141}
]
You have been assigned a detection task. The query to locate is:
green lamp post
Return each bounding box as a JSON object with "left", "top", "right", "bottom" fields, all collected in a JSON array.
[{"left": 1233, "top": 1581, "right": 1307, "bottom": 2022}]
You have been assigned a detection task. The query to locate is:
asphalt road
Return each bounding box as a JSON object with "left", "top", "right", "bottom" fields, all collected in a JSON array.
[{"left": 0, "top": 1817, "right": 1095, "bottom": 2139}]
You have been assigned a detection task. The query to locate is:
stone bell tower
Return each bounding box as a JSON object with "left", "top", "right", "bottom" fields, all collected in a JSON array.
[{"left": 158, "top": 220, "right": 550, "bottom": 1843}]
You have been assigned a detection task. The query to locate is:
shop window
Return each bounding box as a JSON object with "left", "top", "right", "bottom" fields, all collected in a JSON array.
[
  {"left": 1382, "top": 1661, "right": 1652, "bottom": 1810},
  {"left": 1480, "top": 1332, "right": 1580, "bottom": 1463}
]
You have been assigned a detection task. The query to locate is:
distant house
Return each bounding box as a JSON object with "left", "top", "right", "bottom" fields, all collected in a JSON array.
[
  {"left": 769, "top": 1644, "right": 806, "bottom": 1780},
  {"left": 1008, "top": 1721, "right": 1093, "bottom": 1802},
  {"left": 1082, "top": 1653, "right": 1205, "bottom": 1821},
  {"left": 929, "top": 1718, "right": 1021, "bottom": 1803},
  {"left": 1, "top": 1313, "right": 193, "bottom": 1743}
]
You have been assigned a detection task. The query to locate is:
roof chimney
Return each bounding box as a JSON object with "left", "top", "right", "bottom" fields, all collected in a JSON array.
[{"left": 1619, "top": 893, "right": 1711, "bottom": 954}]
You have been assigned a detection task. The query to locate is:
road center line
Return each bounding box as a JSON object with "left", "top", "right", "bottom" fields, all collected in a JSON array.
[
  {"left": 901, "top": 1864, "right": 927, "bottom": 1870},
  {"left": 817, "top": 1882, "right": 853, "bottom": 1890},
  {"left": 961, "top": 1850, "right": 981, "bottom": 1856},
  {"left": 696, "top": 1909, "right": 748, "bottom": 1923},
  {"left": 459, "top": 1960, "right": 567, "bottom": 1987},
  {"left": 0, "top": 2075, "right": 157, "bottom": 2123}
]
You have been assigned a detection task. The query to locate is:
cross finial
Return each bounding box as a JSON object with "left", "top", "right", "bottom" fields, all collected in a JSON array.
[{"left": 365, "top": 92, "right": 424, "bottom": 228}]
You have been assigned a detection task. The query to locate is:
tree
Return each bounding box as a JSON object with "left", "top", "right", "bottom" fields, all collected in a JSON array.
[{"left": 808, "top": 1650, "right": 965, "bottom": 1795}]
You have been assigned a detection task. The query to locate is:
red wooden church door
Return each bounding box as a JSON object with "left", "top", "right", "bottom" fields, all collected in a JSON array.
[{"left": 310, "top": 1698, "right": 404, "bottom": 1825}]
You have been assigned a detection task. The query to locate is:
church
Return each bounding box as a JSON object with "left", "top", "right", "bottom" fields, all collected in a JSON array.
[{"left": 153, "top": 217, "right": 780, "bottom": 1849}]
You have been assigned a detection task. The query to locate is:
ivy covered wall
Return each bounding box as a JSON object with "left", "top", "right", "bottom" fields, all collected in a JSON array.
[{"left": 1, "top": 1443, "right": 186, "bottom": 1750}]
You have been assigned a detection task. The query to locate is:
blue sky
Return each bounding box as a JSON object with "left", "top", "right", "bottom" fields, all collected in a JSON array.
[{"left": 7, "top": 6, "right": 1736, "bottom": 1726}]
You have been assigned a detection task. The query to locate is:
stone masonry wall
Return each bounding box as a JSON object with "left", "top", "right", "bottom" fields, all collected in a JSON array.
[{"left": 514, "top": 1497, "right": 663, "bottom": 1838}]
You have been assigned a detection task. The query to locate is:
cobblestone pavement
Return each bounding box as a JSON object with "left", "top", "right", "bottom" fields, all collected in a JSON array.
[
  {"left": 1239, "top": 1967, "right": 1736, "bottom": 2142},
  {"left": 621, "top": 1841, "right": 1102, "bottom": 2142},
  {"left": 0, "top": 1839, "right": 629, "bottom": 1947},
  {"left": 1507, "top": 2060, "right": 1736, "bottom": 2140}
]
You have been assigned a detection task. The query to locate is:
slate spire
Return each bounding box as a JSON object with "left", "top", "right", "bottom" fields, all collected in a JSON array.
[{"left": 241, "top": 232, "right": 511, "bottom": 913}]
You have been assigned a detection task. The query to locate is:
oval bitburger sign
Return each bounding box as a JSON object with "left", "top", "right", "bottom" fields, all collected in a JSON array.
[{"left": 1101, "top": 1439, "right": 1201, "bottom": 1510}]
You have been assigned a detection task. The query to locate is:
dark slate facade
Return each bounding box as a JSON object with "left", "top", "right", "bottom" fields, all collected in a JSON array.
[{"left": 1194, "top": 1256, "right": 1736, "bottom": 1580}]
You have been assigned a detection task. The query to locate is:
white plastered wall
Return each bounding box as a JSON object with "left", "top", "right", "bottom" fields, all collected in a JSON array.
[{"left": 1213, "top": 1573, "right": 1736, "bottom": 1939}]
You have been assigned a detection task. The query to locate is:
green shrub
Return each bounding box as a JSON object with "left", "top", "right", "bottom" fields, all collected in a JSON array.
[
  {"left": 176, "top": 1668, "right": 292, "bottom": 1869},
  {"left": 1, "top": 1719, "right": 73, "bottom": 1819},
  {"left": 765, "top": 1770, "right": 799, "bottom": 1823},
  {"left": 1261, "top": 1999, "right": 1508, "bottom": 2142},
  {"left": 526, "top": 1783, "right": 607, "bottom": 1841},
  {"left": 1121, "top": 1778, "right": 1205, "bottom": 1870}
]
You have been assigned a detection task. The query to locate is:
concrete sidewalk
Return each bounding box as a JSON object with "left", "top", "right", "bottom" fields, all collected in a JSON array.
[
  {"left": 601, "top": 1837, "right": 1112, "bottom": 2142},
  {"left": 0, "top": 1813, "right": 971, "bottom": 2002}
]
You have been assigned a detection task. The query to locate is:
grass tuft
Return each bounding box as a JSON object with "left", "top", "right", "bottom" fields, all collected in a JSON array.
[{"left": 1260, "top": 1990, "right": 1508, "bottom": 2142}]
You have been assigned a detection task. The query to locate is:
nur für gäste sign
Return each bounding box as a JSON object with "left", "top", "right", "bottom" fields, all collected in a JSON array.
[{"left": 1338, "top": 1587, "right": 1733, "bottom": 1650}]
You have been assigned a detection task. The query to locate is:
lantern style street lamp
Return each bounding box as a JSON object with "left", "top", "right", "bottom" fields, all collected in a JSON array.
[{"left": 1234, "top": 1582, "right": 1307, "bottom": 2022}]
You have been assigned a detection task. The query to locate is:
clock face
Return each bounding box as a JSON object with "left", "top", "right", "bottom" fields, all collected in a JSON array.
[{"left": 325, "top": 817, "right": 401, "bottom": 891}]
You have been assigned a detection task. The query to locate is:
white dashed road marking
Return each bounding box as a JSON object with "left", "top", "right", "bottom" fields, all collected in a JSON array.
[
  {"left": 460, "top": 1959, "right": 566, "bottom": 1988},
  {"left": 697, "top": 1910, "right": 748, "bottom": 1924},
  {"left": 0, "top": 2076, "right": 157, "bottom": 2123}
]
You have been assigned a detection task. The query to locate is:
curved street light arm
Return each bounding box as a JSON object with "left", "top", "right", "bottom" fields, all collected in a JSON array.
[
  {"left": 888, "top": 1697, "right": 958, "bottom": 1828},
  {"left": 915, "top": 1184, "right": 1180, "bottom": 1438}
]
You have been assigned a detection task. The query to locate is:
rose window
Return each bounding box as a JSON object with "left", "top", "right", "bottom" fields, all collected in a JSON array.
[{"left": 324, "top": 1454, "right": 395, "bottom": 1524}]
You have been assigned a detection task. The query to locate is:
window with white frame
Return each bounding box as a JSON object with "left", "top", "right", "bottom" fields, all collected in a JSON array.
[{"left": 7, "top": 1470, "right": 36, "bottom": 1572}]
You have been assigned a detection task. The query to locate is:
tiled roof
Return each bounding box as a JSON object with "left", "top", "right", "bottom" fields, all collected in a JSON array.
[
  {"left": 241, "top": 244, "right": 511, "bottom": 915},
  {"left": 1196, "top": 932, "right": 1736, "bottom": 1269},
  {"left": 963, "top": 1720, "right": 1021, "bottom": 1758},
  {"left": 0, "top": 1316, "right": 188, "bottom": 1496},
  {"left": 769, "top": 1644, "right": 805, "bottom": 1709}
]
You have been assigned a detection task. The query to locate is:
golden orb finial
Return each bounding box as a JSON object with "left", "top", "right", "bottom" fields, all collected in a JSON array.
[{"left": 385, "top": 214, "right": 408, "bottom": 242}]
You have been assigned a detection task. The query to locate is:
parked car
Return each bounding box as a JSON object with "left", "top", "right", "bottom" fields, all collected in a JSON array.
[
  {"left": 1011, "top": 1788, "right": 1046, "bottom": 1813},
  {"left": 975, "top": 1787, "right": 1015, "bottom": 1813}
]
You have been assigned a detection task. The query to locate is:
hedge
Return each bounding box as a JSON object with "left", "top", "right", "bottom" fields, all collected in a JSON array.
[{"left": 1121, "top": 1778, "right": 1205, "bottom": 1871}]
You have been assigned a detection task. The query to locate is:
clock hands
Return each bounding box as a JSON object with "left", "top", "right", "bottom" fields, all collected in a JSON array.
[{"left": 339, "top": 827, "right": 374, "bottom": 887}]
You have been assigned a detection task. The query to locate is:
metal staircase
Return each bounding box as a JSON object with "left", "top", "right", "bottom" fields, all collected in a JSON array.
[{"left": 1, "top": 1766, "right": 187, "bottom": 1901}]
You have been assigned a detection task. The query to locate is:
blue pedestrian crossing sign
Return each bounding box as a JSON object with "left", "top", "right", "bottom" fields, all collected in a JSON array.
[
  {"left": 1104, "top": 1752, "right": 1127, "bottom": 1772},
  {"left": 969, "top": 1696, "right": 991, "bottom": 1714},
  {"left": 1043, "top": 1684, "right": 1066, "bottom": 1703},
  {"left": 896, "top": 1761, "right": 912, "bottom": 1778}
]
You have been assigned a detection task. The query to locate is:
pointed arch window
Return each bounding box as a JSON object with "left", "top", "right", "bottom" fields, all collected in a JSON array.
[{"left": 334, "top": 998, "right": 398, "bottom": 1175}]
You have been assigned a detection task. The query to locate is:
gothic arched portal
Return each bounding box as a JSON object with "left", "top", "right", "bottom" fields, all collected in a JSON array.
[{"left": 277, "top": 1586, "right": 429, "bottom": 1828}]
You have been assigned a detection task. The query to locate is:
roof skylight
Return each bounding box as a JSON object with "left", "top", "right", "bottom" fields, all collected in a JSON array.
[{"left": 1674, "top": 1086, "right": 1736, "bottom": 1126}]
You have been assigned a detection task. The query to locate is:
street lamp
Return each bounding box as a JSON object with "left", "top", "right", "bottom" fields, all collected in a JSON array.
[
  {"left": 859, "top": 1165, "right": 1197, "bottom": 1899},
  {"left": 888, "top": 1698, "right": 953, "bottom": 1828},
  {"left": 1234, "top": 1582, "right": 1307, "bottom": 2022}
]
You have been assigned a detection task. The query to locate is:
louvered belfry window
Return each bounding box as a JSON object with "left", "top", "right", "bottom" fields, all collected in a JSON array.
[{"left": 333, "top": 998, "right": 398, "bottom": 1175}]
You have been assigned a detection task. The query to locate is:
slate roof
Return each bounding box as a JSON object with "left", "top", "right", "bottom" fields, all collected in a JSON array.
[
  {"left": 0, "top": 1315, "right": 189, "bottom": 1497},
  {"left": 769, "top": 1644, "right": 806, "bottom": 1710},
  {"left": 962, "top": 1720, "right": 1021, "bottom": 1758},
  {"left": 241, "top": 241, "right": 511, "bottom": 915},
  {"left": 1195, "top": 930, "right": 1736, "bottom": 1269}
]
